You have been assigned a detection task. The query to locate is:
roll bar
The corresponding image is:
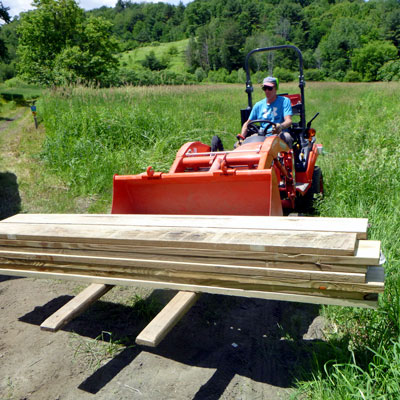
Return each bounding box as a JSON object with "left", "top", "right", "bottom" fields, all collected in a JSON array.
[{"left": 243, "top": 45, "right": 306, "bottom": 137}]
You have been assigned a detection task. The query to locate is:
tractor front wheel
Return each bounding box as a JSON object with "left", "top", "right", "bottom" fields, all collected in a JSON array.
[{"left": 296, "top": 166, "right": 323, "bottom": 214}]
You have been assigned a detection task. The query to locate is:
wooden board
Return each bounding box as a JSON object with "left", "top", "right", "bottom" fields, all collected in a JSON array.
[
  {"left": 0, "top": 267, "right": 378, "bottom": 308},
  {"left": 4, "top": 214, "right": 369, "bottom": 239},
  {"left": 0, "top": 244, "right": 368, "bottom": 273},
  {"left": 40, "top": 283, "right": 113, "bottom": 332},
  {"left": 0, "top": 239, "right": 380, "bottom": 266},
  {"left": 0, "top": 259, "right": 384, "bottom": 295},
  {"left": 0, "top": 223, "right": 358, "bottom": 256},
  {"left": 0, "top": 214, "right": 382, "bottom": 309},
  {"left": 0, "top": 249, "right": 368, "bottom": 283},
  {"left": 135, "top": 291, "right": 200, "bottom": 347}
]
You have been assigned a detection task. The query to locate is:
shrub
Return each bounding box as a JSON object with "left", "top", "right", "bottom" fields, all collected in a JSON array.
[
  {"left": 351, "top": 41, "right": 398, "bottom": 81},
  {"left": 273, "top": 67, "right": 297, "bottom": 82},
  {"left": 117, "top": 68, "right": 196, "bottom": 86},
  {"left": 206, "top": 68, "right": 229, "bottom": 83},
  {"left": 168, "top": 45, "right": 178, "bottom": 56},
  {"left": 237, "top": 68, "right": 246, "bottom": 83},
  {"left": 304, "top": 69, "right": 324, "bottom": 81},
  {"left": 377, "top": 60, "right": 400, "bottom": 81},
  {"left": 253, "top": 70, "right": 267, "bottom": 85},
  {"left": 225, "top": 70, "right": 239, "bottom": 83},
  {"left": 343, "top": 70, "right": 362, "bottom": 82},
  {"left": 194, "top": 67, "right": 207, "bottom": 82},
  {"left": 0, "top": 62, "right": 16, "bottom": 82},
  {"left": 141, "top": 51, "right": 168, "bottom": 71},
  {"left": 3, "top": 76, "right": 27, "bottom": 88}
]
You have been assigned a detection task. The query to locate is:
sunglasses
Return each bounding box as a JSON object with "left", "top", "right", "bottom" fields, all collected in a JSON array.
[{"left": 262, "top": 86, "right": 275, "bottom": 91}]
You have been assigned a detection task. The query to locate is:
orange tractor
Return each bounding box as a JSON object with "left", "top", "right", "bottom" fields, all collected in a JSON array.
[{"left": 112, "top": 45, "right": 323, "bottom": 216}]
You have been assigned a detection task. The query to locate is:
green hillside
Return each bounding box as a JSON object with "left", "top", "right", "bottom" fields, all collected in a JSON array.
[{"left": 120, "top": 39, "right": 189, "bottom": 74}]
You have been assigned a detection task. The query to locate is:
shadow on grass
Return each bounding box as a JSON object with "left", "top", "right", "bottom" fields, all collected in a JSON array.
[
  {"left": 0, "top": 172, "right": 21, "bottom": 220},
  {"left": 18, "top": 289, "right": 339, "bottom": 397},
  {"left": 0, "top": 173, "right": 22, "bottom": 282}
]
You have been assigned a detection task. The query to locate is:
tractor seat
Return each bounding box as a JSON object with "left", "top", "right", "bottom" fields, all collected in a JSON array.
[{"left": 281, "top": 94, "right": 302, "bottom": 115}]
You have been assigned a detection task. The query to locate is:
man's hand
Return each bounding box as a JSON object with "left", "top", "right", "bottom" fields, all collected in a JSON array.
[
  {"left": 272, "top": 123, "right": 282, "bottom": 134},
  {"left": 235, "top": 134, "right": 245, "bottom": 148}
]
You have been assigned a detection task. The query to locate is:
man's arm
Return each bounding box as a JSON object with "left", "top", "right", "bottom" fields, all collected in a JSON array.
[
  {"left": 240, "top": 119, "right": 251, "bottom": 138},
  {"left": 281, "top": 114, "right": 293, "bottom": 130},
  {"left": 273, "top": 115, "right": 292, "bottom": 134}
]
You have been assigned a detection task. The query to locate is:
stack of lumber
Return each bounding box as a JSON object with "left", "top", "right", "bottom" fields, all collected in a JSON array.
[{"left": 0, "top": 214, "right": 384, "bottom": 308}]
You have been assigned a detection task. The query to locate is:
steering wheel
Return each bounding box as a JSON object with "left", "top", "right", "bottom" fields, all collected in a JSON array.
[{"left": 247, "top": 119, "right": 276, "bottom": 136}]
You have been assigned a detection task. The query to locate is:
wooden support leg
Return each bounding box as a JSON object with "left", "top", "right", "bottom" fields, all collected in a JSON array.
[
  {"left": 136, "top": 291, "right": 200, "bottom": 347},
  {"left": 40, "top": 283, "right": 113, "bottom": 332}
]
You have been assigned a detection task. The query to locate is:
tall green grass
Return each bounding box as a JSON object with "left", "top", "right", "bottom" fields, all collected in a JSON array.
[
  {"left": 297, "top": 82, "right": 400, "bottom": 398},
  {"left": 39, "top": 84, "right": 246, "bottom": 194},
  {"left": 40, "top": 82, "right": 400, "bottom": 397}
]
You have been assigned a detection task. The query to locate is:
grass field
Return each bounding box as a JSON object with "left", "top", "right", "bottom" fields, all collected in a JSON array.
[
  {"left": 0, "top": 79, "right": 43, "bottom": 104},
  {"left": 119, "top": 39, "right": 189, "bottom": 74},
  {"left": 3, "top": 81, "right": 400, "bottom": 398}
]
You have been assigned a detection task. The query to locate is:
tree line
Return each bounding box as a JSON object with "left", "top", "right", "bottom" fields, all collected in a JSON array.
[{"left": 1, "top": 0, "right": 400, "bottom": 85}]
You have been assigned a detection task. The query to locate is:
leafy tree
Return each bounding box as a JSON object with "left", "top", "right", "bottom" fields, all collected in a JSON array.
[
  {"left": 17, "top": 0, "right": 118, "bottom": 85},
  {"left": 53, "top": 17, "right": 119, "bottom": 84},
  {"left": 17, "top": 0, "right": 84, "bottom": 84},
  {"left": 0, "top": 1, "right": 10, "bottom": 23},
  {"left": 0, "top": 1, "right": 10, "bottom": 60},
  {"left": 141, "top": 51, "right": 168, "bottom": 71},
  {"left": 351, "top": 41, "right": 398, "bottom": 81},
  {"left": 384, "top": 9, "right": 400, "bottom": 50},
  {"left": 378, "top": 59, "right": 400, "bottom": 81},
  {"left": 318, "top": 17, "right": 365, "bottom": 79},
  {"left": 79, "top": 16, "right": 119, "bottom": 81}
]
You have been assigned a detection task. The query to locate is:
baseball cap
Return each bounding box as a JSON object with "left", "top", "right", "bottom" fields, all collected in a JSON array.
[{"left": 262, "top": 76, "right": 279, "bottom": 90}]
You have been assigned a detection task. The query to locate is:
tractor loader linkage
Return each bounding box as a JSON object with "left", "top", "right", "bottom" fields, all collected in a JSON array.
[{"left": 112, "top": 45, "right": 323, "bottom": 217}]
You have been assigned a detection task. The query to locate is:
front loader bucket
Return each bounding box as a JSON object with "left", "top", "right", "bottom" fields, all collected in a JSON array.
[{"left": 112, "top": 169, "right": 283, "bottom": 216}]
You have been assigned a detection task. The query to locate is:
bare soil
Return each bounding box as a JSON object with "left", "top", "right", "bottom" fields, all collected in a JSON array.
[{"left": 0, "top": 106, "right": 328, "bottom": 400}]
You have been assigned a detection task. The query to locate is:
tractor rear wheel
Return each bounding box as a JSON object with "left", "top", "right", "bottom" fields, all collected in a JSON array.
[{"left": 296, "top": 166, "right": 323, "bottom": 214}]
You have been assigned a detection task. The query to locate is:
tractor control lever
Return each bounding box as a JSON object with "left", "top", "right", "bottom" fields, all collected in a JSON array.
[{"left": 307, "top": 112, "right": 320, "bottom": 128}]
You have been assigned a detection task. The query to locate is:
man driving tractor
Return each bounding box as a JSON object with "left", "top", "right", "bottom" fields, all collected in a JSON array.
[{"left": 239, "top": 76, "right": 294, "bottom": 148}]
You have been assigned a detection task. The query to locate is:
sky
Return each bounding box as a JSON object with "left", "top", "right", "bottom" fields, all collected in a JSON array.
[{"left": 5, "top": 0, "right": 188, "bottom": 18}]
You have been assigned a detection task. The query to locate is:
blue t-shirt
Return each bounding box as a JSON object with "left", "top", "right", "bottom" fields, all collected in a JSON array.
[{"left": 249, "top": 96, "right": 292, "bottom": 133}]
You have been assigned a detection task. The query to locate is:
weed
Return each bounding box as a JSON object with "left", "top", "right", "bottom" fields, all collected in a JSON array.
[
  {"left": 3, "top": 377, "right": 15, "bottom": 399},
  {"left": 128, "top": 293, "right": 162, "bottom": 321},
  {"left": 69, "top": 331, "right": 134, "bottom": 371}
]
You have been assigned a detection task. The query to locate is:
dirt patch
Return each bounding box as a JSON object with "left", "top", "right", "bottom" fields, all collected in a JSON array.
[
  {"left": 0, "top": 275, "right": 328, "bottom": 400},
  {"left": 0, "top": 109, "right": 27, "bottom": 132}
]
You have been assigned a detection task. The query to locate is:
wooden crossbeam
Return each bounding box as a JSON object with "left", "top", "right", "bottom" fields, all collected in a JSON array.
[
  {"left": 40, "top": 283, "right": 113, "bottom": 332},
  {"left": 136, "top": 291, "right": 200, "bottom": 347}
]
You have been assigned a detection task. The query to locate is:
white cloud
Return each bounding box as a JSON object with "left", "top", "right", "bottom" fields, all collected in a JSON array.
[
  {"left": 5, "top": 0, "right": 189, "bottom": 18},
  {"left": 4, "top": 0, "right": 34, "bottom": 17}
]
